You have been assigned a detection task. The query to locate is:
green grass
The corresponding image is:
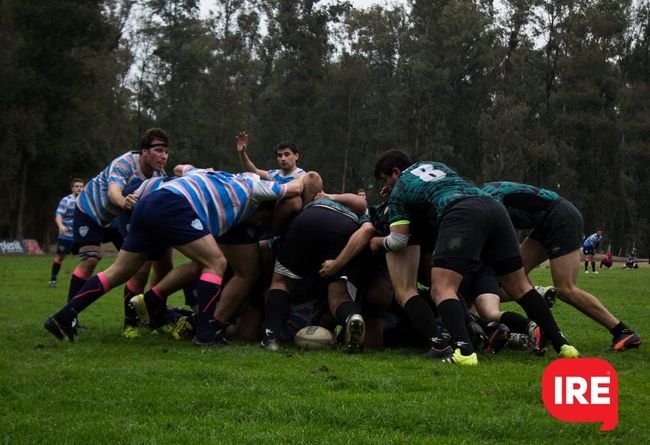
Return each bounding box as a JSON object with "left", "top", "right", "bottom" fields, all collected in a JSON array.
[{"left": 0, "top": 256, "right": 648, "bottom": 444}]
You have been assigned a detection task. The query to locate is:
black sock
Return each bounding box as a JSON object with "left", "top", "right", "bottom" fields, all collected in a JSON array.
[
  {"left": 50, "top": 262, "right": 62, "bottom": 281},
  {"left": 591, "top": 261, "right": 596, "bottom": 272},
  {"left": 123, "top": 284, "right": 140, "bottom": 326},
  {"left": 610, "top": 321, "right": 628, "bottom": 337},
  {"left": 183, "top": 284, "right": 198, "bottom": 307},
  {"left": 403, "top": 295, "right": 443, "bottom": 342},
  {"left": 517, "top": 289, "right": 567, "bottom": 352},
  {"left": 499, "top": 311, "right": 530, "bottom": 334},
  {"left": 584, "top": 261, "right": 589, "bottom": 271},
  {"left": 437, "top": 298, "right": 473, "bottom": 355},
  {"left": 334, "top": 300, "right": 360, "bottom": 326},
  {"left": 264, "top": 289, "right": 290, "bottom": 340},
  {"left": 67, "top": 273, "right": 88, "bottom": 302},
  {"left": 195, "top": 276, "right": 222, "bottom": 339},
  {"left": 142, "top": 288, "right": 165, "bottom": 316},
  {"left": 58, "top": 274, "right": 108, "bottom": 323}
]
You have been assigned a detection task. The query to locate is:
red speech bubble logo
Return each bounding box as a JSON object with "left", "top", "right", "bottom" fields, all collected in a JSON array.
[{"left": 542, "top": 358, "right": 618, "bottom": 431}]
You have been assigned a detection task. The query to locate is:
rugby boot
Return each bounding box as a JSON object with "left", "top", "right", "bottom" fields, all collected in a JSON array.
[
  {"left": 484, "top": 322, "right": 510, "bottom": 354},
  {"left": 559, "top": 344, "right": 580, "bottom": 358},
  {"left": 468, "top": 320, "right": 488, "bottom": 352},
  {"left": 527, "top": 321, "right": 547, "bottom": 356},
  {"left": 609, "top": 329, "right": 641, "bottom": 352},
  {"left": 535, "top": 285, "right": 558, "bottom": 309},
  {"left": 260, "top": 329, "right": 280, "bottom": 351},
  {"left": 440, "top": 348, "right": 478, "bottom": 366},
  {"left": 172, "top": 315, "right": 196, "bottom": 341},
  {"left": 44, "top": 315, "right": 77, "bottom": 342},
  {"left": 343, "top": 314, "right": 366, "bottom": 353}
]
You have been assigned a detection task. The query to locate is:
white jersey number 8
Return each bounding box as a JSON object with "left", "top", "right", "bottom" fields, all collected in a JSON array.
[{"left": 410, "top": 164, "right": 446, "bottom": 182}]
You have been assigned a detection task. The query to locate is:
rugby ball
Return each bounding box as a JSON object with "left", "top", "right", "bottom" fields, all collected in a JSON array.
[{"left": 294, "top": 326, "right": 335, "bottom": 350}]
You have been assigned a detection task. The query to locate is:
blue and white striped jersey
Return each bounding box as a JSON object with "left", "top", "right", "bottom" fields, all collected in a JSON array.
[
  {"left": 268, "top": 167, "right": 305, "bottom": 184},
  {"left": 160, "top": 171, "right": 288, "bottom": 237},
  {"left": 583, "top": 232, "right": 602, "bottom": 249},
  {"left": 55, "top": 194, "right": 77, "bottom": 240},
  {"left": 77, "top": 151, "right": 166, "bottom": 226}
]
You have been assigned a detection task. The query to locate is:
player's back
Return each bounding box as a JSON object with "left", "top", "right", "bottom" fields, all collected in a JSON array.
[
  {"left": 389, "top": 161, "right": 485, "bottom": 221},
  {"left": 481, "top": 181, "right": 560, "bottom": 229}
]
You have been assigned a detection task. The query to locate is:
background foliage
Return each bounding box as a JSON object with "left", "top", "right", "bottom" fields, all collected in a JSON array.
[{"left": 1, "top": 0, "right": 648, "bottom": 254}]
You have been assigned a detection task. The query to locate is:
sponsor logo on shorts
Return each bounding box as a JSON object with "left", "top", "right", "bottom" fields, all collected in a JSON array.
[
  {"left": 79, "top": 226, "right": 89, "bottom": 237},
  {"left": 191, "top": 219, "right": 203, "bottom": 231}
]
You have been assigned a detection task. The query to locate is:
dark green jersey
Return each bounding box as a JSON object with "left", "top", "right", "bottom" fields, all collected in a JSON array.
[
  {"left": 304, "top": 197, "right": 370, "bottom": 225},
  {"left": 387, "top": 161, "right": 487, "bottom": 226},
  {"left": 481, "top": 181, "right": 560, "bottom": 229},
  {"left": 369, "top": 201, "right": 390, "bottom": 236}
]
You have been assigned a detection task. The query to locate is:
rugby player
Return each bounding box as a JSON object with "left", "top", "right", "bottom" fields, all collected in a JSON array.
[
  {"left": 63, "top": 128, "right": 168, "bottom": 329},
  {"left": 44, "top": 169, "right": 314, "bottom": 345},
  {"left": 372, "top": 150, "right": 580, "bottom": 365},
  {"left": 583, "top": 229, "right": 603, "bottom": 273},
  {"left": 49, "top": 178, "right": 84, "bottom": 288},
  {"left": 482, "top": 181, "right": 641, "bottom": 352},
  {"left": 261, "top": 193, "right": 368, "bottom": 353}
]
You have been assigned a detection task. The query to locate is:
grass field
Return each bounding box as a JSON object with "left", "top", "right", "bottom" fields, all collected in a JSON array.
[{"left": 1, "top": 256, "right": 648, "bottom": 444}]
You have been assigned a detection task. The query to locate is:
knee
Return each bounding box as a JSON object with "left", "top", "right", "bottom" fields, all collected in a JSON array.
[
  {"left": 78, "top": 256, "right": 99, "bottom": 273},
  {"left": 555, "top": 284, "right": 578, "bottom": 302}
]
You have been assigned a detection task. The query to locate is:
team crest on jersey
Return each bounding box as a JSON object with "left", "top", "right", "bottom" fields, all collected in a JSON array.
[
  {"left": 79, "top": 226, "right": 89, "bottom": 237},
  {"left": 191, "top": 219, "right": 203, "bottom": 231}
]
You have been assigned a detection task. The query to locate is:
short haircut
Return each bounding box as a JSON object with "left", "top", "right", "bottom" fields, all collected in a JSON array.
[
  {"left": 275, "top": 141, "right": 298, "bottom": 154},
  {"left": 374, "top": 149, "right": 412, "bottom": 179},
  {"left": 70, "top": 178, "right": 84, "bottom": 187},
  {"left": 356, "top": 188, "right": 366, "bottom": 194},
  {"left": 140, "top": 128, "right": 170, "bottom": 151}
]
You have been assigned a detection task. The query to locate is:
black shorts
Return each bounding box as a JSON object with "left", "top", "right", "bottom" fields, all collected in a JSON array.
[
  {"left": 275, "top": 206, "right": 361, "bottom": 286},
  {"left": 528, "top": 198, "right": 584, "bottom": 259},
  {"left": 55, "top": 239, "right": 74, "bottom": 256},
  {"left": 458, "top": 266, "right": 500, "bottom": 302},
  {"left": 73, "top": 207, "right": 123, "bottom": 252},
  {"left": 216, "top": 222, "right": 264, "bottom": 245},
  {"left": 432, "top": 197, "right": 522, "bottom": 276}
]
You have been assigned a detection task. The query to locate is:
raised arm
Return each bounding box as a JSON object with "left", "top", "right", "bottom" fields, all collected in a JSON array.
[
  {"left": 314, "top": 192, "right": 367, "bottom": 216},
  {"left": 236, "top": 131, "right": 271, "bottom": 180}
]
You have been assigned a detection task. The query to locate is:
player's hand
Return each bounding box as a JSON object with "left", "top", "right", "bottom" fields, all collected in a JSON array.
[
  {"left": 380, "top": 186, "right": 391, "bottom": 198},
  {"left": 319, "top": 259, "right": 340, "bottom": 277},
  {"left": 58, "top": 226, "right": 67, "bottom": 236},
  {"left": 123, "top": 194, "right": 139, "bottom": 210},
  {"left": 236, "top": 131, "right": 249, "bottom": 153},
  {"left": 314, "top": 192, "right": 330, "bottom": 201}
]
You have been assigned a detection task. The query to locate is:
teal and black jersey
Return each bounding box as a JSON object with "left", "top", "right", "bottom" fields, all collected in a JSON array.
[
  {"left": 369, "top": 201, "right": 390, "bottom": 236},
  {"left": 481, "top": 181, "right": 560, "bottom": 230},
  {"left": 303, "top": 197, "right": 370, "bottom": 225},
  {"left": 387, "top": 161, "right": 487, "bottom": 227}
]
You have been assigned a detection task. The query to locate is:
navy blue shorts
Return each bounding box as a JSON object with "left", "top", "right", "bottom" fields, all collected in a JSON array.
[
  {"left": 73, "top": 207, "right": 123, "bottom": 251},
  {"left": 216, "top": 223, "right": 264, "bottom": 245},
  {"left": 583, "top": 245, "right": 595, "bottom": 256},
  {"left": 122, "top": 189, "right": 210, "bottom": 256},
  {"left": 55, "top": 239, "right": 74, "bottom": 256}
]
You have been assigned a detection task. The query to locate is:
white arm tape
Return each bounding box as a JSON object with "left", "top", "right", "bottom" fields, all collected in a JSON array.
[{"left": 383, "top": 232, "right": 409, "bottom": 252}]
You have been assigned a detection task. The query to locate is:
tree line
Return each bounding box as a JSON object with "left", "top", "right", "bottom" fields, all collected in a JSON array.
[{"left": 1, "top": 0, "right": 648, "bottom": 255}]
